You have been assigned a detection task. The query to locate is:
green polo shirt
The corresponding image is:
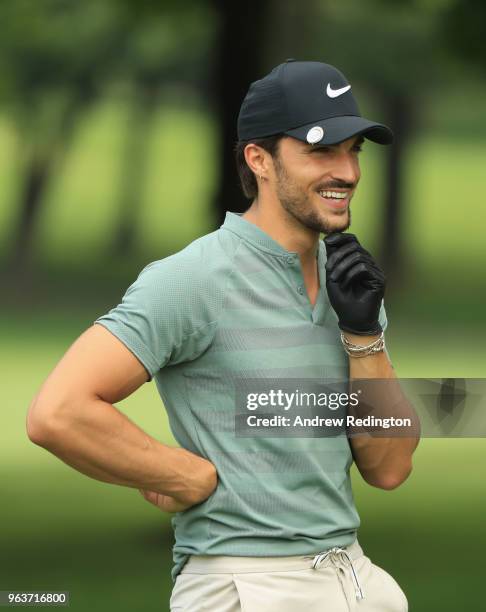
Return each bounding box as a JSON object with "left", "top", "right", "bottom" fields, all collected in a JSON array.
[{"left": 94, "top": 211, "right": 387, "bottom": 582}]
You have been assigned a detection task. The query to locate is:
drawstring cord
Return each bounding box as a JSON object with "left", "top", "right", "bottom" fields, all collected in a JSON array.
[{"left": 311, "top": 546, "right": 365, "bottom": 601}]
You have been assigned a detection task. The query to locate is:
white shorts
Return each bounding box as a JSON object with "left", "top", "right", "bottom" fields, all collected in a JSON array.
[{"left": 170, "top": 539, "right": 408, "bottom": 611}]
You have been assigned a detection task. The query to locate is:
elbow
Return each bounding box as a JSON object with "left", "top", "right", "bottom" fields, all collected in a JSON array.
[
  {"left": 26, "top": 398, "right": 44, "bottom": 445},
  {"left": 371, "top": 477, "right": 403, "bottom": 491},
  {"left": 26, "top": 398, "right": 64, "bottom": 448},
  {"left": 365, "top": 464, "right": 413, "bottom": 491}
]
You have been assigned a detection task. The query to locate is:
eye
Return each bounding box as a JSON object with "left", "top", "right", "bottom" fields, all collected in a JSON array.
[{"left": 352, "top": 144, "right": 363, "bottom": 153}]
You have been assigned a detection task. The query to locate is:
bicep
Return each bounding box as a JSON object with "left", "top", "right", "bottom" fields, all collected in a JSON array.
[{"left": 30, "top": 323, "right": 150, "bottom": 417}]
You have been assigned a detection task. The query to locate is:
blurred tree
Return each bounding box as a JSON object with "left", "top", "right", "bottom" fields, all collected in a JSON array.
[
  {"left": 3, "top": 0, "right": 481, "bottom": 281},
  {"left": 208, "top": 0, "right": 272, "bottom": 226},
  {"left": 440, "top": 0, "right": 486, "bottom": 67},
  {"left": 302, "top": 0, "right": 450, "bottom": 280},
  {"left": 0, "top": 0, "right": 215, "bottom": 273},
  {"left": 112, "top": 83, "right": 158, "bottom": 259},
  {"left": 208, "top": 0, "right": 325, "bottom": 225},
  {"left": 0, "top": 0, "right": 130, "bottom": 277},
  {"left": 110, "top": 1, "right": 215, "bottom": 258}
]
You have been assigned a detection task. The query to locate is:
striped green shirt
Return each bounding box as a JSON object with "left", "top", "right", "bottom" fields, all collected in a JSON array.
[{"left": 94, "top": 211, "right": 387, "bottom": 582}]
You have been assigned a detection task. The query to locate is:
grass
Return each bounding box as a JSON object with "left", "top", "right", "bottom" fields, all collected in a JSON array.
[{"left": 2, "top": 311, "right": 485, "bottom": 611}]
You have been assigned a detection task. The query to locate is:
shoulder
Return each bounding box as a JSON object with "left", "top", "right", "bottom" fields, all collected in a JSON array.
[
  {"left": 139, "top": 227, "right": 240, "bottom": 283},
  {"left": 129, "top": 228, "right": 241, "bottom": 324}
]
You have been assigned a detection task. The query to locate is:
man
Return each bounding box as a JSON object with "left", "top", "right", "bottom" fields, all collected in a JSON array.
[{"left": 27, "top": 60, "right": 419, "bottom": 611}]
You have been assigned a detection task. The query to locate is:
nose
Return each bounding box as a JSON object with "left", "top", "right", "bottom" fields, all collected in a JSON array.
[{"left": 329, "top": 149, "right": 360, "bottom": 186}]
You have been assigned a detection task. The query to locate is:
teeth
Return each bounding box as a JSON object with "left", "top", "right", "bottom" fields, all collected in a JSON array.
[{"left": 319, "top": 190, "right": 347, "bottom": 199}]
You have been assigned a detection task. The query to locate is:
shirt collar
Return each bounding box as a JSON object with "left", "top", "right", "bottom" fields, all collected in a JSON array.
[{"left": 221, "top": 211, "right": 325, "bottom": 262}]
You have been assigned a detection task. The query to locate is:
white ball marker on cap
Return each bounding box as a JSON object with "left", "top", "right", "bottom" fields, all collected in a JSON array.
[{"left": 306, "top": 126, "right": 324, "bottom": 144}]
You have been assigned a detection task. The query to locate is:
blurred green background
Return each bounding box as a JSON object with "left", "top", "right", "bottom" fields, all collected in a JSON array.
[{"left": 1, "top": 0, "right": 485, "bottom": 610}]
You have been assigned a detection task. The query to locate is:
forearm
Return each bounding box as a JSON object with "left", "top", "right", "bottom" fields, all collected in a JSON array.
[
  {"left": 28, "top": 396, "right": 189, "bottom": 497},
  {"left": 345, "top": 332, "right": 420, "bottom": 489}
]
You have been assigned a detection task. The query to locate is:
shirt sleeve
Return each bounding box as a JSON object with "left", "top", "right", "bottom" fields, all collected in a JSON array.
[
  {"left": 93, "top": 258, "right": 221, "bottom": 382},
  {"left": 378, "top": 299, "right": 388, "bottom": 333},
  {"left": 378, "top": 299, "right": 393, "bottom": 363}
]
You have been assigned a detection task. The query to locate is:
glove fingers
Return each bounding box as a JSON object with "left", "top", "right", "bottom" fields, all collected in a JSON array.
[
  {"left": 324, "top": 232, "right": 359, "bottom": 251},
  {"left": 359, "top": 255, "right": 386, "bottom": 283},
  {"left": 344, "top": 247, "right": 386, "bottom": 283},
  {"left": 327, "top": 250, "right": 364, "bottom": 282},
  {"left": 341, "top": 261, "right": 383, "bottom": 290},
  {"left": 325, "top": 241, "right": 362, "bottom": 271}
]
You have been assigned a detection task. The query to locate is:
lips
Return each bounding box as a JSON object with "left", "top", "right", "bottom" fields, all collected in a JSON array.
[{"left": 317, "top": 190, "right": 349, "bottom": 209}]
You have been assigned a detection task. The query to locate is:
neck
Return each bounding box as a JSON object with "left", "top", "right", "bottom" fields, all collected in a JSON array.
[{"left": 242, "top": 199, "right": 320, "bottom": 268}]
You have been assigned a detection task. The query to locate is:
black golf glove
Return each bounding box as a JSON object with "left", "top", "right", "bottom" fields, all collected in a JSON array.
[{"left": 324, "top": 232, "right": 386, "bottom": 336}]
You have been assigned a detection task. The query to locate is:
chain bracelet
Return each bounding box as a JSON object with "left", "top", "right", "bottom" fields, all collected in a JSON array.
[{"left": 340, "top": 331, "right": 385, "bottom": 358}]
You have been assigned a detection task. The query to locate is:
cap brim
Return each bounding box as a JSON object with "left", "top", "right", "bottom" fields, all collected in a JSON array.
[{"left": 285, "top": 115, "right": 393, "bottom": 145}]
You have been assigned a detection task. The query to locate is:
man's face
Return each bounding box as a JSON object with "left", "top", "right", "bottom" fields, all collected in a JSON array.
[{"left": 270, "top": 134, "right": 363, "bottom": 235}]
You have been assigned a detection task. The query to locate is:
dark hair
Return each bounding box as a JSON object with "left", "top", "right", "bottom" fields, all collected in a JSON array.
[{"left": 234, "top": 134, "right": 284, "bottom": 199}]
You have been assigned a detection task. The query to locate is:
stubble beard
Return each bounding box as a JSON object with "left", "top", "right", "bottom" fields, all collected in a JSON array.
[{"left": 273, "top": 156, "right": 352, "bottom": 235}]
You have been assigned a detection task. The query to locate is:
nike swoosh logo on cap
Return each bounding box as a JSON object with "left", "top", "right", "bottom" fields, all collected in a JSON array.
[{"left": 326, "top": 83, "right": 351, "bottom": 98}]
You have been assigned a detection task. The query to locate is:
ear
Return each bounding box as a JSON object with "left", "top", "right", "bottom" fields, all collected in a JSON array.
[{"left": 243, "top": 143, "right": 268, "bottom": 178}]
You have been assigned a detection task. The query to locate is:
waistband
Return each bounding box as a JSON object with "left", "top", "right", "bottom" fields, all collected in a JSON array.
[{"left": 181, "top": 538, "right": 363, "bottom": 574}]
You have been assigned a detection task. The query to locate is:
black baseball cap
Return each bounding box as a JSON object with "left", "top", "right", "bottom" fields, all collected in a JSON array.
[{"left": 237, "top": 59, "right": 393, "bottom": 146}]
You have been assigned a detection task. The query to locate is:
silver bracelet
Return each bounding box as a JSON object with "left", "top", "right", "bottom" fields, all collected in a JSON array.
[{"left": 340, "top": 331, "right": 385, "bottom": 358}]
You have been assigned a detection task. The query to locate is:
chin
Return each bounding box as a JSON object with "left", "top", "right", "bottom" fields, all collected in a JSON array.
[{"left": 319, "top": 212, "right": 350, "bottom": 235}]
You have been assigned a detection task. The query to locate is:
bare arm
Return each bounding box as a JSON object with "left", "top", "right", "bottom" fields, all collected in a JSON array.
[
  {"left": 26, "top": 323, "right": 217, "bottom": 512},
  {"left": 345, "top": 332, "right": 420, "bottom": 490},
  {"left": 323, "top": 232, "right": 420, "bottom": 491}
]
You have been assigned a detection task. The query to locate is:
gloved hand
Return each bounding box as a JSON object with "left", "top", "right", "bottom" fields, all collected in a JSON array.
[{"left": 324, "top": 233, "right": 385, "bottom": 336}]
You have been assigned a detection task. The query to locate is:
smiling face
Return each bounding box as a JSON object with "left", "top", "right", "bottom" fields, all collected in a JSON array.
[{"left": 270, "top": 134, "right": 363, "bottom": 235}]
